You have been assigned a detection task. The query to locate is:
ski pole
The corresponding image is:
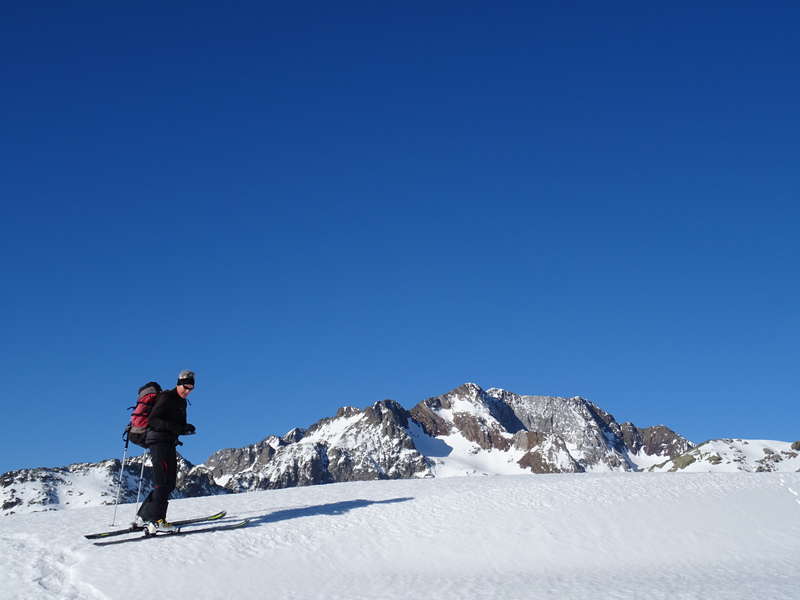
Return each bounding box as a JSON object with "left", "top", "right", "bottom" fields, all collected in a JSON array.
[
  {"left": 134, "top": 449, "right": 149, "bottom": 513},
  {"left": 111, "top": 432, "right": 130, "bottom": 526}
]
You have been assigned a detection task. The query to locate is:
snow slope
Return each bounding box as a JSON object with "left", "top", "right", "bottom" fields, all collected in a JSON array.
[
  {"left": 2, "top": 473, "right": 799, "bottom": 600},
  {"left": 650, "top": 439, "right": 800, "bottom": 472}
]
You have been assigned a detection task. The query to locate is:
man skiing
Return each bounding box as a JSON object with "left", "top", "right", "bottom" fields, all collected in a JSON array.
[{"left": 136, "top": 369, "right": 196, "bottom": 534}]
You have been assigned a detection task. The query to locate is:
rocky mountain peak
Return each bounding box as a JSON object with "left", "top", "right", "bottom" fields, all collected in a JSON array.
[
  {"left": 336, "top": 406, "right": 362, "bottom": 419},
  {"left": 621, "top": 423, "right": 694, "bottom": 458},
  {"left": 281, "top": 427, "right": 306, "bottom": 444}
]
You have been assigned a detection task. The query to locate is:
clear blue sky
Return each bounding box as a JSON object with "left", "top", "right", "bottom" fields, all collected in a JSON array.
[{"left": 1, "top": 2, "right": 798, "bottom": 473}]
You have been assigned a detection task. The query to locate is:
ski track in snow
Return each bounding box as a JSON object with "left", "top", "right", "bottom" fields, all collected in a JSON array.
[
  {"left": 779, "top": 476, "right": 800, "bottom": 505},
  {"left": 1, "top": 534, "right": 108, "bottom": 600},
  {"left": 2, "top": 473, "right": 800, "bottom": 600}
]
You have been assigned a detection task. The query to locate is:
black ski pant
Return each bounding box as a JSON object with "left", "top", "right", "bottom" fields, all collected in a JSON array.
[{"left": 137, "top": 441, "right": 177, "bottom": 522}]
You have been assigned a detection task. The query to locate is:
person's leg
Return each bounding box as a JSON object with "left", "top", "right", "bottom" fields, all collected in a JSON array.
[
  {"left": 137, "top": 442, "right": 171, "bottom": 522},
  {"left": 163, "top": 447, "right": 178, "bottom": 520}
]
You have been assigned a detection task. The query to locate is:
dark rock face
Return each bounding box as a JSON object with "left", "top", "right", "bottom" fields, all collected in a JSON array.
[
  {"left": 410, "top": 401, "right": 452, "bottom": 437},
  {"left": 484, "top": 390, "right": 633, "bottom": 471},
  {"left": 756, "top": 446, "right": 799, "bottom": 472},
  {"left": 415, "top": 384, "right": 513, "bottom": 451},
  {"left": 2, "top": 496, "right": 22, "bottom": 511},
  {"left": 452, "top": 413, "right": 511, "bottom": 451},
  {"left": 364, "top": 400, "right": 411, "bottom": 439},
  {"left": 205, "top": 437, "right": 282, "bottom": 481},
  {"left": 621, "top": 423, "right": 693, "bottom": 458},
  {"left": 282, "top": 428, "right": 307, "bottom": 444},
  {"left": 513, "top": 432, "right": 585, "bottom": 474},
  {"left": 512, "top": 431, "right": 548, "bottom": 451},
  {"left": 325, "top": 401, "right": 425, "bottom": 482},
  {"left": 179, "top": 463, "right": 230, "bottom": 497},
  {"left": 263, "top": 443, "right": 333, "bottom": 489}
]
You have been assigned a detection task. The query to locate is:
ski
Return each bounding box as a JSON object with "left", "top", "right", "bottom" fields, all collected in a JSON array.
[
  {"left": 92, "top": 518, "right": 250, "bottom": 546},
  {"left": 84, "top": 510, "right": 227, "bottom": 539}
]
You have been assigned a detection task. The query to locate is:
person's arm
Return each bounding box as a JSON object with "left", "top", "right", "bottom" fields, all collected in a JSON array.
[{"left": 148, "top": 393, "right": 182, "bottom": 435}]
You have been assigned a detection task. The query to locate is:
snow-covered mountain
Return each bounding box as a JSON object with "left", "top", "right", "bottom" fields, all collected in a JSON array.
[
  {"left": 201, "top": 383, "right": 694, "bottom": 490},
  {"left": 1, "top": 453, "right": 225, "bottom": 516},
  {"left": 203, "top": 399, "right": 427, "bottom": 491},
  {"left": 649, "top": 438, "right": 800, "bottom": 472},
  {"left": 2, "top": 383, "right": 796, "bottom": 516},
  {"left": 410, "top": 383, "right": 694, "bottom": 474}
]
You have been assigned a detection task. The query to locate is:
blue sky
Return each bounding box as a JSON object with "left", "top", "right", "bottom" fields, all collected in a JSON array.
[{"left": 1, "top": 2, "right": 798, "bottom": 473}]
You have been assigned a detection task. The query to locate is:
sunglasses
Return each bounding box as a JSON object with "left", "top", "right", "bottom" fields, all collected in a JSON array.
[{"left": 182, "top": 385, "right": 195, "bottom": 391}]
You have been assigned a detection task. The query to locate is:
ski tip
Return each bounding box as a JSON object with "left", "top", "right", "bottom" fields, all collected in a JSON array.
[{"left": 84, "top": 527, "right": 136, "bottom": 540}]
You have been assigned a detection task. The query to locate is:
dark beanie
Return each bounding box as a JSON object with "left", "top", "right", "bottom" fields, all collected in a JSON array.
[{"left": 177, "top": 369, "right": 195, "bottom": 387}]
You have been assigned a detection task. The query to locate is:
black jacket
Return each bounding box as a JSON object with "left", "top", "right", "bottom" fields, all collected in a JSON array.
[{"left": 145, "top": 388, "right": 188, "bottom": 446}]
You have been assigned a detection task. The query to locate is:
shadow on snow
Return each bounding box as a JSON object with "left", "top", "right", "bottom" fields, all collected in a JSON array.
[
  {"left": 245, "top": 497, "right": 414, "bottom": 526},
  {"left": 91, "top": 497, "right": 415, "bottom": 546}
]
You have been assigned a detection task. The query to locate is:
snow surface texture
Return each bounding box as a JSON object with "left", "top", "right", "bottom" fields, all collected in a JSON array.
[{"left": 2, "top": 473, "right": 799, "bottom": 600}]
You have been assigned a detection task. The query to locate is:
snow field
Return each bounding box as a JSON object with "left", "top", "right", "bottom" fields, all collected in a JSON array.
[{"left": 2, "top": 472, "right": 799, "bottom": 600}]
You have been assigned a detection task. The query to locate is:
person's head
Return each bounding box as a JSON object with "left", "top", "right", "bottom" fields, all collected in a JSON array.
[{"left": 176, "top": 369, "right": 195, "bottom": 399}]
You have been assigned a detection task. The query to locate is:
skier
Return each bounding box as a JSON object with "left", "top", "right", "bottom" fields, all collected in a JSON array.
[{"left": 135, "top": 369, "right": 197, "bottom": 534}]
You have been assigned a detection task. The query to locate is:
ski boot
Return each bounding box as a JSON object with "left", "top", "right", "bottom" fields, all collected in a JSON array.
[{"left": 145, "top": 519, "right": 179, "bottom": 535}]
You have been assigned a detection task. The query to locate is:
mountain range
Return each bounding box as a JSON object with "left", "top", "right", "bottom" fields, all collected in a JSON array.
[{"left": 3, "top": 383, "right": 798, "bottom": 516}]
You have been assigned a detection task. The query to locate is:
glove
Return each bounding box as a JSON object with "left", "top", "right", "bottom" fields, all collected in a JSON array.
[{"left": 183, "top": 423, "right": 196, "bottom": 435}]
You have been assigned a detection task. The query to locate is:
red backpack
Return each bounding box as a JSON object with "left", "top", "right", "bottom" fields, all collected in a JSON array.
[{"left": 125, "top": 381, "right": 162, "bottom": 448}]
